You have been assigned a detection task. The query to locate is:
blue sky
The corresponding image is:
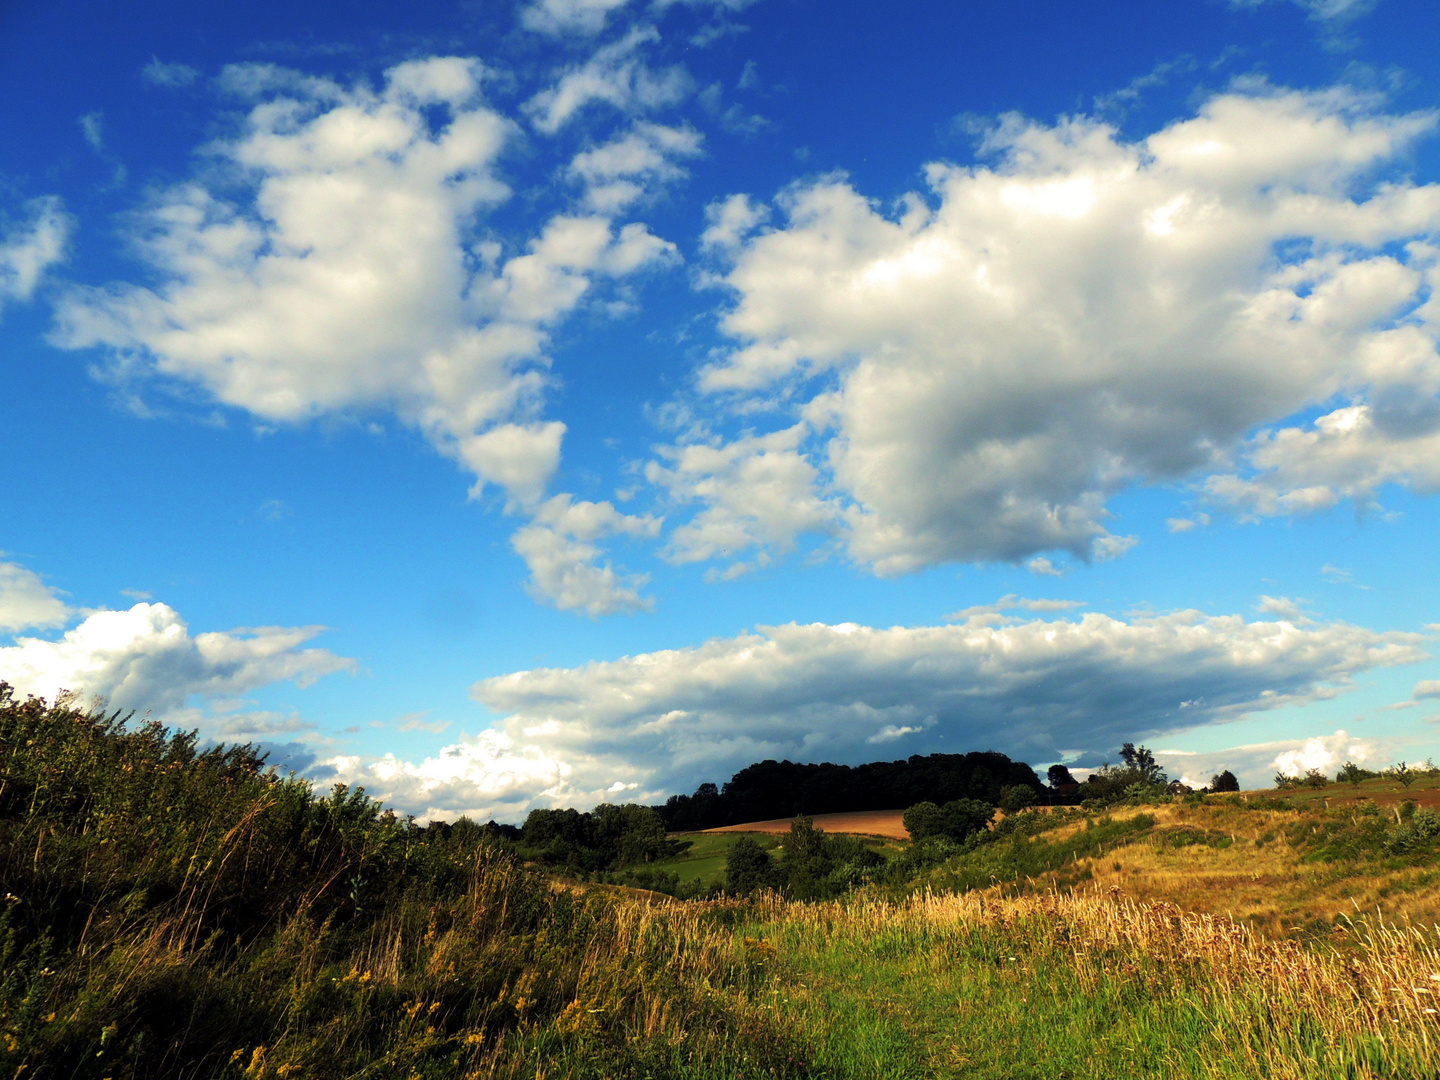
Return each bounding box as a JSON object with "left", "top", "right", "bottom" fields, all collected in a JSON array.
[{"left": 4, "top": 0, "right": 1440, "bottom": 821}]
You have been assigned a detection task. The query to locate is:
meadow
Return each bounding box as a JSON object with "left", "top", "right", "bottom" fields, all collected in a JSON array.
[{"left": 5, "top": 686, "right": 1440, "bottom": 1078}]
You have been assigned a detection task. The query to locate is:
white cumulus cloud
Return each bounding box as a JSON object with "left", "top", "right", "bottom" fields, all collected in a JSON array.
[
  {"left": 0, "top": 561, "right": 71, "bottom": 634},
  {"left": 665, "top": 86, "right": 1440, "bottom": 577},
  {"left": 645, "top": 422, "right": 835, "bottom": 575},
  {"left": 1157, "top": 728, "right": 1382, "bottom": 790},
  {"left": 319, "top": 731, "right": 577, "bottom": 824},
  {"left": 568, "top": 121, "right": 703, "bottom": 213},
  {"left": 51, "top": 56, "right": 677, "bottom": 615},
  {"left": 1273, "top": 730, "right": 1373, "bottom": 777},
  {"left": 0, "top": 601, "right": 354, "bottom": 715},
  {"left": 510, "top": 494, "right": 661, "bottom": 616}
]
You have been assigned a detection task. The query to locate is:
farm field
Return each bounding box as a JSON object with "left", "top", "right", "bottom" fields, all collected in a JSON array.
[{"left": 704, "top": 809, "right": 911, "bottom": 839}]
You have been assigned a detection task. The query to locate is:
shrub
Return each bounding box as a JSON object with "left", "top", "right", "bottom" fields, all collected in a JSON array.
[
  {"left": 999, "top": 785, "right": 1037, "bottom": 813},
  {"left": 1386, "top": 806, "right": 1440, "bottom": 854},
  {"left": 902, "top": 801, "right": 946, "bottom": 841},
  {"left": 1077, "top": 745, "right": 1168, "bottom": 805},
  {"left": 725, "top": 836, "right": 774, "bottom": 895},
  {"left": 1336, "top": 761, "right": 1377, "bottom": 788},
  {"left": 1387, "top": 762, "right": 1418, "bottom": 789},
  {"left": 774, "top": 817, "right": 884, "bottom": 900}
]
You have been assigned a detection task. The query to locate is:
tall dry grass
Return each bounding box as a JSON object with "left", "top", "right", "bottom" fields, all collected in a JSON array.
[{"left": 755, "top": 885, "right": 1440, "bottom": 1078}]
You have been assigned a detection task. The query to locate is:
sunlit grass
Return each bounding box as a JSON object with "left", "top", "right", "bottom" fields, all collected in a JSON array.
[{"left": 751, "top": 887, "right": 1440, "bottom": 1079}]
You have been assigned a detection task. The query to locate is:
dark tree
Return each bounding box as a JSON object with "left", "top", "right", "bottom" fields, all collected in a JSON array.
[
  {"left": 940, "top": 798, "right": 995, "bottom": 841},
  {"left": 902, "top": 801, "right": 946, "bottom": 840},
  {"left": 590, "top": 803, "right": 684, "bottom": 864},
  {"left": 724, "top": 836, "right": 773, "bottom": 894},
  {"left": 1119, "top": 743, "right": 1164, "bottom": 784},
  {"left": 778, "top": 816, "right": 832, "bottom": 900},
  {"left": 999, "top": 785, "right": 1036, "bottom": 813},
  {"left": 903, "top": 798, "right": 992, "bottom": 843},
  {"left": 1209, "top": 770, "right": 1240, "bottom": 793},
  {"left": 1047, "top": 764, "right": 1077, "bottom": 788}
]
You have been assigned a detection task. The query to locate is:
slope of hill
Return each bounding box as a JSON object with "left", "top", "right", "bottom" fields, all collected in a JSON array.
[{"left": 7, "top": 688, "right": 1440, "bottom": 1079}]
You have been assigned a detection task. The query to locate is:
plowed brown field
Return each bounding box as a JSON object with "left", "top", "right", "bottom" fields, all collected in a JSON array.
[{"left": 704, "top": 809, "right": 909, "bottom": 839}]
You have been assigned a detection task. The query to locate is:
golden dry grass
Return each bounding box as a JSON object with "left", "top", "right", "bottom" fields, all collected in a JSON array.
[{"left": 990, "top": 802, "right": 1440, "bottom": 939}]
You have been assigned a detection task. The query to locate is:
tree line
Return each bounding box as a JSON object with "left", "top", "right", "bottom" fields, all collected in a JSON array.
[{"left": 654, "top": 750, "right": 1044, "bottom": 831}]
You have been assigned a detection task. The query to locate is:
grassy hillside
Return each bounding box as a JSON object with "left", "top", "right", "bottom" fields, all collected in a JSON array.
[
  {"left": 904, "top": 782, "right": 1440, "bottom": 938},
  {"left": 6, "top": 687, "right": 1440, "bottom": 1079},
  {"left": 0, "top": 687, "right": 807, "bottom": 1079}
]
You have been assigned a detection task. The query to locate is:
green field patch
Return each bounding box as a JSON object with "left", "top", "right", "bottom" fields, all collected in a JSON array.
[{"left": 649, "top": 831, "right": 785, "bottom": 885}]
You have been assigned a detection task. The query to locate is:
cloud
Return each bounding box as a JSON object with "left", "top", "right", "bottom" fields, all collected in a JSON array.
[
  {"left": 1412, "top": 680, "right": 1440, "bottom": 699},
  {"left": 397, "top": 712, "right": 452, "bottom": 734},
  {"left": 0, "top": 601, "right": 354, "bottom": 714},
  {"left": 79, "top": 112, "right": 105, "bottom": 151},
  {"left": 1155, "top": 728, "right": 1378, "bottom": 789},
  {"left": 524, "top": 28, "right": 692, "bottom": 134},
  {"left": 520, "top": 0, "right": 634, "bottom": 36},
  {"left": 1272, "top": 730, "right": 1373, "bottom": 777},
  {"left": 700, "top": 193, "right": 769, "bottom": 251},
  {"left": 143, "top": 58, "right": 199, "bottom": 87},
  {"left": 667, "top": 86, "right": 1440, "bottom": 578},
  {"left": 1255, "top": 594, "right": 1313, "bottom": 622},
  {"left": 510, "top": 493, "right": 660, "bottom": 615},
  {"left": 697, "top": 82, "right": 772, "bottom": 137},
  {"left": 645, "top": 422, "right": 835, "bottom": 573},
  {"left": 1027, "top": 557, "right": 1064, "bottom": 577},
  {"left": 945, "top": 594, "right": 1086, "bottom": 622},
  {"left": 518, "top": 0, "right": 757, "bottom": 37},
  {"left": 1167, "top": 513, "right": 1210, "bottom": 533},
  {"left": 1093, "top": 56, "right": 1200, "bottom": 116},
  {"left": 326, "top": 608, "right": 1423, "bottom": 820},
  {"left": 51, "top": 56, "right": 678, "bottom": 613},
  {"left": 1206, "top": 393, "right": 1440, "bottom": 518},
  {"left": 319, "top": 731, "right": 575, "bottom": 824},
  {"left": 567, "top": 121, "right": 703, "bottom": 213},
  {"left": 0, "top": 196, "right": 71, "bottom": 312},
  {"left": 1321, "top": 562, "right": 1367, "bottom": 587},
  {"left": 0, "top": 561, "right": 71, "bottom": 634},
  {"left": 1234, "top": 0, "right": 1379, "bottom": 25}
]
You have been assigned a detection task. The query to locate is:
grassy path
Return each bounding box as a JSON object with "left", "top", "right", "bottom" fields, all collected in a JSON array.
[
  {"left": 746, "top": 892, "right": 1440, "bottom": 1080},
  {"left": 774, "top": 927, "right": 1210, "bottom": 1080}
]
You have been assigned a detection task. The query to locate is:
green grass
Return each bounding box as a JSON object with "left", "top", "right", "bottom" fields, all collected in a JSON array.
[
  {"left": 646, "top": 831, "right": 785, "bottom": 886},
  {"left": 744, "top": 891, "right": 1440, "bottom": 1080}
]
